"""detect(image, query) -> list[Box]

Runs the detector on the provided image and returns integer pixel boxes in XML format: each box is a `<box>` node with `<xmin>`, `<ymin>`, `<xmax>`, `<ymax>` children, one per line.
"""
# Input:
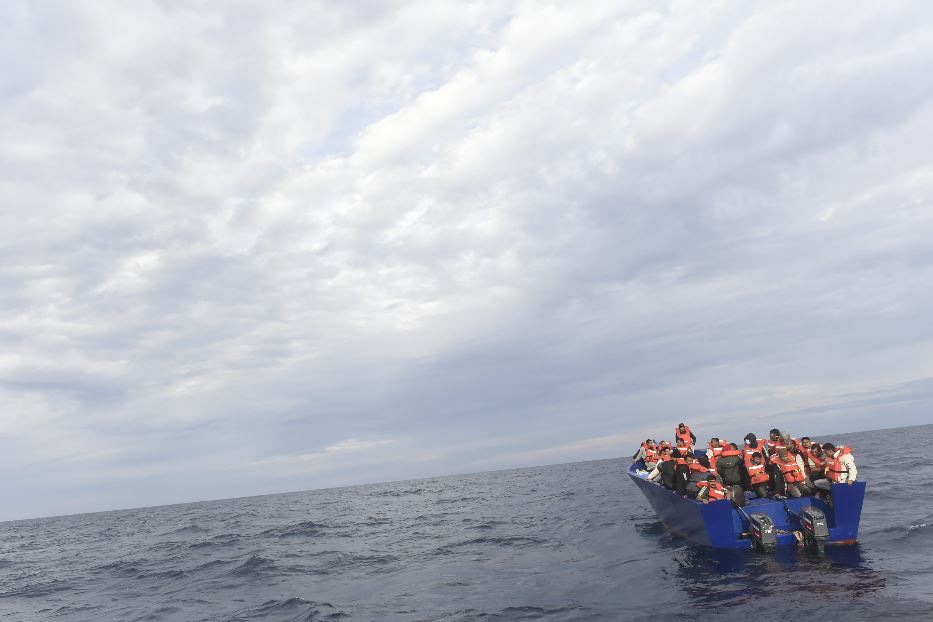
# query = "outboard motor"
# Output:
<box><xmin>748</xmin><ymin>513</ymin><xmax>777</xmax><ymax>552</ymax></box>
<box><xmin>799</xmin><ymin>506</ymin><xmax>829</xmax><ymax>551</ymax></box>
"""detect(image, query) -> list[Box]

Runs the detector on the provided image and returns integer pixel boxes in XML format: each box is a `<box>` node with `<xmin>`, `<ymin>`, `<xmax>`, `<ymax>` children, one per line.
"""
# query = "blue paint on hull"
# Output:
<box><xmin>627</xmin><ymin>461</ymin><xmax>865</xmax><ymax>549</ymax></box>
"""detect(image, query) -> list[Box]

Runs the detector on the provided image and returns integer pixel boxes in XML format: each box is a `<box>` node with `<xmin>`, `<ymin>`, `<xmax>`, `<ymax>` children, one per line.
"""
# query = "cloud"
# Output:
<box><xmin>2</xmin><ymin>1</ymin><xmax>933</xmax><ymax>519</ymax></box>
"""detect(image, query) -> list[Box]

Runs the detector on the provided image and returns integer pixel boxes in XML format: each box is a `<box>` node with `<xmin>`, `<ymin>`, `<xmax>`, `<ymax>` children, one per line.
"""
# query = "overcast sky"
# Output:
<box><xmin>3</xmin><ymin>1</ymin><xmax>933</xmax><ymax>520</ymax></box>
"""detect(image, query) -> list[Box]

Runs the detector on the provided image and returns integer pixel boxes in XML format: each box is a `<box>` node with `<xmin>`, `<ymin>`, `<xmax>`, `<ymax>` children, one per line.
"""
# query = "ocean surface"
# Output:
<box><xmin>1</xmin><ymin>424</ymin><xmax>931</xmax><ymax>621</ymax></box>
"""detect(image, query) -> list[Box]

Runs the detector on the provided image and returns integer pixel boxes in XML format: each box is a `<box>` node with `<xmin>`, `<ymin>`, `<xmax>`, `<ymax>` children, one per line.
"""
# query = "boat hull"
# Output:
<box><xmin>628</xmin><ymin>461</ymin><xmax>865</xmax><ymax>549</ymax></box>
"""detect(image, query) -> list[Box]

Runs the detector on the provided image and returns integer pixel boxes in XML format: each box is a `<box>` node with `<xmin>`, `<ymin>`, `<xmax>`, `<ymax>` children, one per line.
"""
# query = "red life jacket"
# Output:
<box><xmin>688</xmin><ymin>462</ymin><xmax>710</xmax><ymax>474</ymax></box>
<box><xmin>675</xmin><ymin>441</ymin><xmax>692</xmax><ymax>457</ymax></box>
<box><xmin>675</xmin><ymin>425</ymin><xmax>693</xmax><ymax>446</ymax></box>
<box><xmin>775</xmin><ymin>456</ymin><xmax>804</xmax><ymax>483</ymax></box>
<box><xmin>697</xmin><ymin>480</ymin><xmax>726</xmax><ymax>500</ymax></box>
<box><xmin>746</xmin><ymin>462</ymin><xmax>769</xmax><ymax>485</ymax></box>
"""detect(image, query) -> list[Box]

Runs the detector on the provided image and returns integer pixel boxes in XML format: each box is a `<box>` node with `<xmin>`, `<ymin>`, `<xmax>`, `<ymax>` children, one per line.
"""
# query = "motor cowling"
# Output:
<box><xmin>749</xmin><ymin>513</ymin><xmax>777</xmax><ymax>551</ymax></box>
<box><xmin>799</xmin><ymin>506</ymin><xmax>829</xmax><ymax>542</ymax></box>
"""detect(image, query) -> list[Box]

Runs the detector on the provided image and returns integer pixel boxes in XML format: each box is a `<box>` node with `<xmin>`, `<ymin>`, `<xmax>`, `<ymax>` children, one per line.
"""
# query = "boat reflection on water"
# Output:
<box><xmin>672</xmin><ymin>544</ymin><xmax>884</xmax><ymax>606</ymax></box>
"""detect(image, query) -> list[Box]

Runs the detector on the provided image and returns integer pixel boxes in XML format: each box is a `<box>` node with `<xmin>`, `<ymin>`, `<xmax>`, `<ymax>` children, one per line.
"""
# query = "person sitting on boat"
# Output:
<box><xmin>706</xmin><ymin>438</ymin><xmax>726</xmax><ymax>470</ymax></box>
<box><xmin>674</xmin><ymin>437</ymin><xmax>692</xmax><ymax>457</ymax></box>
<box><xmin>675</xmin><ymin>423</ymin><xmax>696</xmax><ymax>448</ymax></box>
<box><xmin>684</xmin><ymin>454</ymin><xmax>713</xmax><ymax>497</ymax></box>
<box><xmin>813</xmin><ymin>443</ymin><xmax>857</xmax><ymax>492</ymax></box>
<box><xmin>645</xmin><ymin>446</ymin><xmax>672</xmax><ymax>482</ymax></box>
<box><xmin>714</xmin><ymin>443</ymin><xmax>744</xmax><ymax>489</ymax></box>
<box><xmin>765</xmin><ymin>428</ymin><xmax>787</xmax><ymax>456</ymax></box>
<box><xmin>697</xmin><ymin>474</ymin><xmax>732</xmax><ymax>504</ymax></box>
<box><xmin>746</xmin><ymin>451</ymin><xmax>770</xmax><ymax>499</ymax></box>
<box><xmin>742</xmin><ymin>433</ymin><xmax>767</xmax><ymax>466</ymax></box>
<box><xmin>801</xmin><ymin>439</ymin><xmax>826</xmax><ymax>484</ymax></box>
<box><xmin>771</xmin><ymin>447</ymin><xmax>811</xmax><ymax>498</ymax></box>
<box><xmin>632</xmin><ymin>439</ymin><xmax>660</xmax><ymax>470</ymax></box>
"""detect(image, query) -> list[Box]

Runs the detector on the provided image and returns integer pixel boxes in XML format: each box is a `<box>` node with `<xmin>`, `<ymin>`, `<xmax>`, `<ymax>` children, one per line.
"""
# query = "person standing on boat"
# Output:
<box><xmin>813</xmin><ymin>443</ymin><xmax>857</xmax><ymax>491</ymax></box>
<box><xmin>714</xmin><ymin>443</ymin><xmax>744</xmax><ymax>489</ymax></box>
<box><xmin>675</xmin><ymin>423</ymin><xmax>696</xmax><ymax>448</ymax></box>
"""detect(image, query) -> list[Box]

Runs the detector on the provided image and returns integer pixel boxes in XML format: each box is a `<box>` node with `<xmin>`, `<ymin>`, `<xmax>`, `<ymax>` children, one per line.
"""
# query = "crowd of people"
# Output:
<box><xmin>632</xmin><ymin>423</ymin><xmax>858</xmax><ymax>505</ymax></box>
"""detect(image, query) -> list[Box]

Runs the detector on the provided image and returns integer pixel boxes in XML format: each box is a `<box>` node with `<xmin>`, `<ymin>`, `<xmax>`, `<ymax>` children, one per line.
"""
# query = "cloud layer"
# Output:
<box><xmin>3</xmin><ymin>1</ymin><xmax>933</xmax><ymax>519</ymax></box>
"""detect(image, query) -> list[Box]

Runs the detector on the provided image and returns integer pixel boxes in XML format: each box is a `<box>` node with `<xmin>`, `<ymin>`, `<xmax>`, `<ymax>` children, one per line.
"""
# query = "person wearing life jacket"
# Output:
<box><xmin>798</xmin><ymin>437</ymin><xmax>824</xmax><ymax>476</ymax></box>
<box><xmin>646</xmin><ymin>446</ymin><xmax>673</xmax><ymax>483</ymax></box>
<box><xmin>771</xmin><ymin>447</ymin><xmax>811</xmax><ymax>498</ymax></box>
<box><xmin>697</xmin><ymin>474</ymin><xmax>731</xmax><ymax>504</ymax></box>
<box><xmin>669</xmin><ymin>449</ymin><xmax>691</xmax><ymax>496</ymax></box>
<box><xmin>746</xmin><ymin>451</ymin><xmax>770</xmax><ymax>499</ymax></box>
<box><xmin>674</xmin><ymin>437</ymin><xmax>692</xmax><ymax>458</ymax></box>
<box><xmin>675</xmin><ymin>423</ymin><xmax>696</xmax><ymax>447</ymax></box>
<box><xmin>706</xmin><ymin>438</ymin><xmax>726</xmax><ymax>470</ymax></box>
<box><xmin>715</xmin><ymin>443</ymin><xmax>743</xmax><ymax>488</ymax></box>
<box><xmin>813</xmin><ymin>443</ymin><xmax>857</xmax><ymax>494</ymax></box>
<box><xmin>742</xmin><ymin>433</ymin><xmax>767</xmax><ymax>466</ymax></box>
<box><xmin>684</xmin><ymin>454</ymin><xmax>713</xmax><ymax>497</ymax></box>
<box><xmin>765</xmin><ymin>428</ymin><xmax>787</xmax><ymax>456</ymax></box>
<box><xmin>632</xmin><ymin>439</ymin><xmax>659</xmax><ymax>470</ymax></box>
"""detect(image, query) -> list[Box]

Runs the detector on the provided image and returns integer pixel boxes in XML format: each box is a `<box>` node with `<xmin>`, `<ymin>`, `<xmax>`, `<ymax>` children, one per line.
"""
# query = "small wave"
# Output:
<box><xmin>164</xmin><ymin>524</ymin><xmax>211</xmax><ymax>535</ymax></box>
<box><xmin>226</xmin><ymin>555</ymin><xmax>277</xmax><ymax>578</ymax></box>
<box><xmin>218</xmin><ymin>597</ymin><xmax>348</xmax><ymax>621</ymax></box>
<box><xmin>0</xmin><ymin>579</ymin><xmax>75</xmax><ymax>598</ymax></box>
<box><xmin>436</xmin><ymin>536</ymin><xmax>546</xmax><ymax>554</ymax></box>
<box><xmin>261</xmin><ymin>520</ymin><xmax>327</xmax><ymax>538</ymax></box>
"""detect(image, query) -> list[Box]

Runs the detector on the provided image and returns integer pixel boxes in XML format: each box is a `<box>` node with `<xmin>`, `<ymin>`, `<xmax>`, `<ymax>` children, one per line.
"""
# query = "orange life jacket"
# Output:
<box><xmin>742</xmin><ymin>439</ymin><xmax>766</xmax><ymax>466</ymax></box>
<box><xmin>657</xmin><ymin>453</ymin><xmax>672</xmax><ymax>462</ymax></box>
<box><xmin>775</xmin><ymin>455</ymin><xmax>804</xmax><ymax>483</ymax></box>
<box><xmin>688</xmin><ymin>462</ymin><xmax>710</xmax><ymax>474</ymax></box>
<box><xmin>675</xmin><ymin>425</ymin><xmax>693</xmax><ymax>446</ymax></box>
<box><xmin>825</xmin><ymin>446</ymin><xmax>854</xmax><ymax>482</ymax></box>
<box><xmin>675</xmin><ymin>441</ymin><xmax>692</xmax><ymax>457</ymax></box>
<box><xmin>697</xmin><ymin>480</ymin><xmax>726</xmax><ymax>500</ymax></box>
<box><xmin>641</xmin><ymin>442</ymin><xmax>659</xmax><ymax>462</ymax></box>
<box><xmin>766</xmin><ymin>439</ymin><xmax>786</xmax><ymax>455</ymax></box>
<box><xmin>805</xmin><ymin>447</ymin><xmax>825</xmax><ymax>471</ymax></box>
<box><xmin>746</xmin><ymin>461</ymin><xmax>769</xmax><ymax>485</ymax></box>
<box><xmin>707</xmin><ymin>443</ymin><xmax>723</xmax><ymax>469</ymax></box>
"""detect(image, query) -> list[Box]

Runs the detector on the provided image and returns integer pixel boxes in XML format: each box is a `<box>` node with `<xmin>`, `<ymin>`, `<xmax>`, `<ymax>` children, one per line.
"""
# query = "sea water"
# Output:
<box><xmin>1</xmin><ymin>425</ymin><xmax>931</xmax><ymax>621</ymax></box>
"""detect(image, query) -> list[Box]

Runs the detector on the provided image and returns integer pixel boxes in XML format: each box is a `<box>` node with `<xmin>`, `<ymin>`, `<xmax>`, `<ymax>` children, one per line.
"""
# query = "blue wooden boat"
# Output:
<box><xmin>627</xmin><ymin>457</ymin><xmax>865</xmax><ymax>549</ymax></box>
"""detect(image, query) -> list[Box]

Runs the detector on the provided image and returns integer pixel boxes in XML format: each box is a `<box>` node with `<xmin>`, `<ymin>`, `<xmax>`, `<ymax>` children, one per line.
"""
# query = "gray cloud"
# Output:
<box><xmin>2</xmin><ymin>1</ymin><xmax>933</xmax><ymax>519</ymax></box>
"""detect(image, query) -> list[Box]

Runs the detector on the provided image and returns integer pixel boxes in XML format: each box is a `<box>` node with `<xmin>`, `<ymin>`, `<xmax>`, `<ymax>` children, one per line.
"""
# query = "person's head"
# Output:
<box><xmin>661</xmin><ymin>447</ymin><xmax>671</xmax><ymax>456</ymax></box>
<box><xmin>751</xmin><ymin>451</ymin><xmax>763</xmax><ymax>463</ymax></box>
<box><xmin>822</xmin><ymin>443</ymin><xmax>836</xmax><ymax>455</ymax></box>
<box><xmin>645</xmin><ymin>439</ymin><xmax>655</xmax><ymax>447</ymax></box>
<box><xmin>777</xmin><ymin>447</ymin><xmax>789</xmax><ymax>459</ymax></box>
<box><xmin>730</xmin><ymin>443</ymin><xmax>739</xmax><ymax>450</ymax></box>
<box><xmin>678</xmin><ymin>423</ymin><xmax>687</xmax><ymax>432</ymax></box>
<box><xmin>811</xmin><ymin>444</ymin><xmax>824</xmax><ymax>457</ymax></box>
<box><xmin>684</xmin><ymin>453</ymin><xmax>695</xmax><ymax>462</ymax></box>
<box><xmin>769</xmin><ymin>428</ymin><xmax>781</xmax><ymax>440</ymax></box>
<box><xmin>710</xmin><ymin>437</ymin><xmax>721</xmax><ymax>447</ymax></box>
<box><xmin>706</xmin><ymin>473</ymin><xmax>718</xmax><ymax>482</ymax></box>
<box><xmin>744</xmin><ymin>433</ymin><xmax>757</xmax><ymax>447</ymax></box>
<box><xmin>800</xmin><ymin>436</ymin><xmax>811</xmax><ymax>447</ymax></box>
<box><xmin>676</xmin><ymin>438</ymin><xmax>686</xmax><ymax>446</ymax></box>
